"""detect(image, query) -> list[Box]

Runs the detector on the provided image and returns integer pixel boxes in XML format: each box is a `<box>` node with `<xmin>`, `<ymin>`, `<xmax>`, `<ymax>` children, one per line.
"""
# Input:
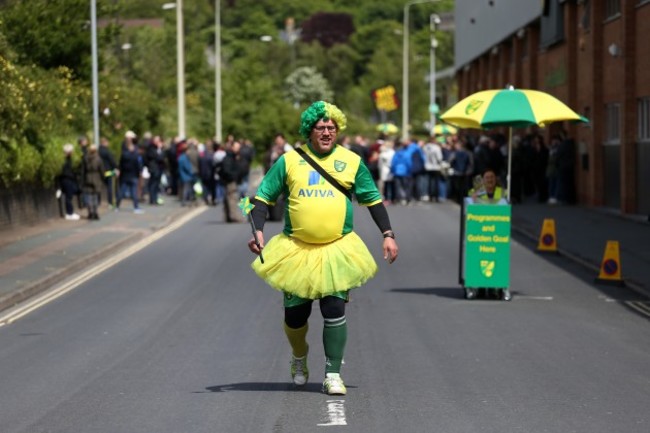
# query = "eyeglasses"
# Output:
<box><xmin>313</xmin><ymin>125</ymin><xmax>337</xmax><ymax>133</ymax></box>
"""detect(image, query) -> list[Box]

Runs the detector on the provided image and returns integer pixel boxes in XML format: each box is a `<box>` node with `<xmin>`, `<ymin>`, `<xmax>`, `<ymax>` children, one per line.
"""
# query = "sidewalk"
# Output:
<box><xmin>0</xmin><ymin>191</ymin><xmax>648</xmax><ymax>314</ymax></box>
<box><xmin>510</xmin><ymin>203</ymin><xmax>650</xmax><ymax>296</ymax></box>
<box><xmin>0</xmin><ymin>199</ymin><xmax>202</xmax><ymax>312</ymax></box>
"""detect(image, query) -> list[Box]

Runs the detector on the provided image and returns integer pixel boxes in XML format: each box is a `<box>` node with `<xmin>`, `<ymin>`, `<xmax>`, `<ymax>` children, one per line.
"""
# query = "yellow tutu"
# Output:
<box><xmin>251</xmin><ymin>232</ymin><xmax>378</xmax><ymax>299</ymax></box>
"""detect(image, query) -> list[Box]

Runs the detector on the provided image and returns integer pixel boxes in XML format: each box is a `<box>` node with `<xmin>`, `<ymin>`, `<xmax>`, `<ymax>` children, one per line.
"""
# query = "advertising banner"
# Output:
<box><xmin>371</xmin><ymin>85</ymin><xmax>400</xmax><ymax>112</ymax></box>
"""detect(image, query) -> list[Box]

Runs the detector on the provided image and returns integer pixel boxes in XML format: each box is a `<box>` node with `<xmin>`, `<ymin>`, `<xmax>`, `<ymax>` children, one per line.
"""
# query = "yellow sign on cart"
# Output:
<box><xmin>464</xmin><ymin>204</ymin><xmax>511</xmax><ymax>288</ymax></box>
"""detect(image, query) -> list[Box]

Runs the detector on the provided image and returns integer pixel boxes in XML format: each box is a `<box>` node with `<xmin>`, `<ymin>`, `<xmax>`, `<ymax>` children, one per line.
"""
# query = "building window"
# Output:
<box><xmin>639</xmin><ymin>98</ymin><xmax>650</xmax><ymax>142</ymax></box>
<box><xmin>540</xmin><ymin>0</ymin><xmax>565</xmax><ymax>47</ymax></box>
<box><xmin>605</xmin><ymin>103</ymin><xmax>621</xmax><ymax>144</ymax></box>
<box><xmin>580</xmin><ymin>0</ymin><xmax>591</xmax><ymax>30</ymax></box>
<box><xmin>605</xmin><ymin>0</ymin><xmax>621</xmax><ymax>19</ymax></box>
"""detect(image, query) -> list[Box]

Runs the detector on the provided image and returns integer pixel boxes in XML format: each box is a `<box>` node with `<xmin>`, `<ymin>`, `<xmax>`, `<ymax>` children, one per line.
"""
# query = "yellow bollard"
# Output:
<box><xmin>537</xmin><ymin>218</ymin><xmax>558</xmax><ymax>253</ymax></box>
<box><xmin>595</xmin><ymin>240</ymin><xmax>625</xmax><ymax>286</ymax></box>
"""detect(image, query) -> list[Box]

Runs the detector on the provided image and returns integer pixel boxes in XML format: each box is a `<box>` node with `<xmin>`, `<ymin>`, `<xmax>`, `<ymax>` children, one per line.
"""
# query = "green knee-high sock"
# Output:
<box><xmin>323</xmin><ymin>316</ymin><xmax>347</xmax><ymax>374</ymax></box>
<box><xmin>284</xmin><ymin>323</ymin><xmax>309</xmax><ymax>358</ymax></box>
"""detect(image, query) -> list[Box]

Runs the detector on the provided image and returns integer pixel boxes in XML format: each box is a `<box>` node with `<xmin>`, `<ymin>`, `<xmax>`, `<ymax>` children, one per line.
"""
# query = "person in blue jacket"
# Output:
<box><xmin>390</xmin><ymin>141</ymin><xmax>413</xmax><ymax>205</ymax></box>
<box><xmin>177</xmin><ymin>142</ymin><xmax>196</xmax><ymax>207</ymax></box>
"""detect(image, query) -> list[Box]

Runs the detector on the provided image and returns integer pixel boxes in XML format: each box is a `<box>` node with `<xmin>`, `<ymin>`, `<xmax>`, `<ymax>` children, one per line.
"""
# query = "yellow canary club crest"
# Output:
<box><xmin>465</xmin><ymin>99</ymin><xmax>484</xmax><ymax>115</ymax></box>
<box><xmin>334</xmin><ymin>160</ymin><xmax>347</xmax><ymax>172</ymax></box>
<box><xmin>480</xmin><ymin>260</ymin><xmax>495</xmax><ymax>278</ymax></box>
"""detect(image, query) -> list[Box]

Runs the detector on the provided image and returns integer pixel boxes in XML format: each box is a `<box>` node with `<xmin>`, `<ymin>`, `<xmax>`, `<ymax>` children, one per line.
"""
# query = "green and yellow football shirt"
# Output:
<box><xmin>255</xmin><ymin>143</ymin><xmax>382</xmax><ymax>244</ymax></box>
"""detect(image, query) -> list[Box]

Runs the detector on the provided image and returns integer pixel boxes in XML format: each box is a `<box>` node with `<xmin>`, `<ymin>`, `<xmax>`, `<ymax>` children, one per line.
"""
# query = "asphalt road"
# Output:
<box><xmin>0</xmin><ymin>203</ymin><xmax>648</xmax><ymax>433</ymax></box>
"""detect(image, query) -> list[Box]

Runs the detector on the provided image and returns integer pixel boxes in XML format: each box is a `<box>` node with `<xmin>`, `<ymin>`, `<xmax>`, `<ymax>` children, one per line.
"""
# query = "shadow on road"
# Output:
<box><xmin>390</xmin><ymin>287</ymin><xmax>464</xmax><ymax>299</ymax></box>
<box><xmin>199</xmin><ymin>382</ymin><xmax>347</xmax><ymax>394</ymax></box>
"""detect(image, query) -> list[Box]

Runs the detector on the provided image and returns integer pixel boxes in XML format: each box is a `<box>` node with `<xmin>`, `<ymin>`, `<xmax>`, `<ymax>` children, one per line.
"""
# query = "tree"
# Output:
<box><xmin>285</xmin><ymin>66</ymin><xmax>334</xmax><ymax>107</ymax></box>
<box><xmin>0</xmin><ymin>0</ymin><xmax>101</xmax><ymax>80</ymax></box>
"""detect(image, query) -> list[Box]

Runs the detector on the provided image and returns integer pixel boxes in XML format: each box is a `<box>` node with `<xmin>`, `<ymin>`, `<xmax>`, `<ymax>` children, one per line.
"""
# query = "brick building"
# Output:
<box><xmin>453</xmin><ymin>0</ymin><xmax>650</xmax><ymax>216</ymax></box>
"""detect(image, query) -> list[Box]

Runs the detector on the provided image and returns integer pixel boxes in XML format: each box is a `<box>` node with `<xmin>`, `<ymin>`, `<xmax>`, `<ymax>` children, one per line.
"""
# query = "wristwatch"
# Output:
<box><xmin>383</xmin><ymin>230</ymin><xmax>395</xmax><ymax>239</ymax></box>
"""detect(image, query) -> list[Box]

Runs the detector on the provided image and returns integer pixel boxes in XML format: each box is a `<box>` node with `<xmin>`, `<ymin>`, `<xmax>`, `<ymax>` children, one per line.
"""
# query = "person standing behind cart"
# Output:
<box><xmin>468</xmin><ymin>168</ymin><xmax>507</xmax><ymax>204</ymax></box>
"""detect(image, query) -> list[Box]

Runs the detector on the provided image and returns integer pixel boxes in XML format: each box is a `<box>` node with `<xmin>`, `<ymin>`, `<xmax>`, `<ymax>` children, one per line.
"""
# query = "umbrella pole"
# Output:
<box><xmin>507</xmin><ymin>127</ymin><xmax>513</xmax><ymax>203</ymax></box>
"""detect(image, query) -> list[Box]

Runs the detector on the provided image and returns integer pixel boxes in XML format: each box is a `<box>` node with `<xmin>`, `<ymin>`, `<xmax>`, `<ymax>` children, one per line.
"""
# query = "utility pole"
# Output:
<box><xmin>215</xmin><ymin>0</ymin><xmax>222</xmax><ymax>143</ymax></box>
<box><xmin>430</xmin><ymin>14</ymin><xmax>441</xmax><ymax>133</ymax></box>
<box><xmin>90</xmin><ymin>0</ymin><xmax>100</xmax><ymax>146</ymax></box>
<box><xmin>402</xmin><ymin>0</ymin><xmax>439</xmax><ymax>142</ymax></box>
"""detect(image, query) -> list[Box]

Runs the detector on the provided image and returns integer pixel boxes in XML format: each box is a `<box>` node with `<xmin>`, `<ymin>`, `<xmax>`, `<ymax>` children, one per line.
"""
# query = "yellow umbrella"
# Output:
<box><xmin>440</xmin><ymin>86</ymin><xmax>588</xmax><ymax>201</ymax></box>
<box><xmin>432</xmin><ymin>124</ymin><xmax>458</xmax><ymax>135</ymax></box>
<box><xmin>376</xmin><ymin>123</ymin><xmax>399</xmax><ymax>135</ymax></box>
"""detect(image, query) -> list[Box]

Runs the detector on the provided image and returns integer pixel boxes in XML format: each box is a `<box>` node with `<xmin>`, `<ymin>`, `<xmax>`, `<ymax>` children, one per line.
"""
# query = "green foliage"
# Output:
<box><xmin>0</xmin><ymin>138</ymin><xmax>43</xmax><ymax>186</ymax></box>
<box><xmin>285</xmin><ymin>66</ymin><xmax>334</xmax><ymax>106</ymax></box>
<box><xmin>0</xmin><ymin>0</ymin><xmax>96</xmax><ymax>79</ymax></box>
<box><xmin>39</xmin><ymin>137</ymin><xmax>69</xmax><ymax>187</ymax></box>
<box><xmin>0</xmin><ymin>0</ymin><xmax>455</xmax><ymax>185</ymax></box>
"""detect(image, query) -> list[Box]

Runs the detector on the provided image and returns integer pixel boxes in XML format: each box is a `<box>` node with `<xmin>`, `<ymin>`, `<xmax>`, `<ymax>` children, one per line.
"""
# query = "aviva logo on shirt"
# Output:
<box><xmin>299</xmin><ymin>171</ymin><xmax>335</xmax><ymax>198</ymax></box>
<box><xmin>308</xmin><ymin>171</ymin><xmax>326</xmax><ymax>186</ymax></box>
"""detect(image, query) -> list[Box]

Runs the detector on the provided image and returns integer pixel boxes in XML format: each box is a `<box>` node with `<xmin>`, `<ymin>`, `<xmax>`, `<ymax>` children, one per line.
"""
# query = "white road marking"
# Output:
<box><xmin>317</xmin><ymin>399</ymin><xmax>347</xmax><ymax>426</ymax></box>
<box><xmin>0</xmin><ymin>207</ymin><xmax>207</xmax><ymax>327</ymax></box>
<box><xmin>514</xmin><ymin>296</ymin><xmax>554</xmax><ymax>301</ymax></box>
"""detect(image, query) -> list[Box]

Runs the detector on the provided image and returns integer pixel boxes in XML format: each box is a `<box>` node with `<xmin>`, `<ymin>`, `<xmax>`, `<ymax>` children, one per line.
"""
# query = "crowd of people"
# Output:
<box><xmin>56</xmin><ymin>131</ymin><xmax>256</xmax><ymax>222</ymax></box>
<box><xmin>331</xmin><ymin>129</ymin><xmax>577</xmax><ymax>208</ymax></box>
<box><xmin>56</xmin><ymin>125</ymin><xmax>576</xmax><ymax>222</ymax></box>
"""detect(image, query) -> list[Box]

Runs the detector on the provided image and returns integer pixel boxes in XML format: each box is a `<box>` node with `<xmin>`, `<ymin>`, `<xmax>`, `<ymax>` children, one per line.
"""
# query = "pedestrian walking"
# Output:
<box><xmin>80</xmin><ymin>144</ymin><xmax>105</xmax><ymax>220</ymax></box>
<box><xmin>246</xmin><ymin>101</ymin><xmax>399</xmax><ymax>395</ymax></box>
<box><xmin>99</xmin><ymin>137</ymin><xmax>119</xmax><ymax>208</ymax></box>
<box><xmin>390</xmin><ymin>141</ymin><xmax>412</xmax><ymax>205</ymax></box>
<box><xmin>422</xmin><ymin>135</ymin><xmax>444</xmax><ymax>202</ymax></box>
<box><xmin>57</xmin><ymin>143</ymin><xmax>81</xmax><ymax>221</ymax></box>
<box><xmin>145</xmin><ymin>135</ymin><xmax>166</xmax><ymax>205</ymax></box>
<box><xmin>378</xmin><ymin>140</ymin><xmax>396</xmax><ymax>203</ymax></box>
<box><xmin>117</xmin><ymin>137</ymin><xmax>144</xmax><ymax>213</ymax></box>
<box><xmin>177</xmin><ymin>142</ymin><xmax>196</xmax><ymax>207</ymax></box>
<box><xmin>221</xmin><ymin>141</ymin><xmax>244</xmax><ymax>222</ymax></box>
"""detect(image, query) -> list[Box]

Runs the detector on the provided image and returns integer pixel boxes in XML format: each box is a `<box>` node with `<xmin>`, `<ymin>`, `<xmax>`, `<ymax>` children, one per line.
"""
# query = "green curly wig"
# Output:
<box><xmin>299</xmin><ymin>101</ymin><xmax>347</xmax><ymax>139</ymax></box>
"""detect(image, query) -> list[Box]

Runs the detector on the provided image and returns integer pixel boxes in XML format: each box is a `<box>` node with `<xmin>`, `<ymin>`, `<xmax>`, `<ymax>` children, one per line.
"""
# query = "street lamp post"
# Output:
<box><xmin>90</xmin><ymin>0</ymin><xmax>100</xmax><ymax>146</ymax></box>
<box><xmin>215</xmin><ymin>0</ymin><xmax>222</xmax><ymax>143</ymax></box>
<box><xmin>430</xmin><ymin>14</ymin><xmax>440</xmax><ymax>133</ymax></box>
<box><xmin>402</xmin><ymin>0</ymin><xmax>439</xmax><ymax>142</ymax></box>
<box><xmin>163</xmin><ymin>2</ymin><xmax>186</xmax><ymax>138</ymax></box>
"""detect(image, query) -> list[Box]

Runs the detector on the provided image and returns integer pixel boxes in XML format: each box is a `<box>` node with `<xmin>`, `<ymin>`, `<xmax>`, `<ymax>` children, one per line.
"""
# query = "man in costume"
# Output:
<box><xmin>247</xmin><ymin>101</ymin><xmax>399</xmax><ymax>395</ymax></box>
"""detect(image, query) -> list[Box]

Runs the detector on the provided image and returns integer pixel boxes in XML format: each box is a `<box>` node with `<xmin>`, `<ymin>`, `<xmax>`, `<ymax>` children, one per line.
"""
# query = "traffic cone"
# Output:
<box><xmin>595</xmin><ymin>240</ymin><xmax>625</xmax><ymax>286</ymax></box>
<box><xmin>537</xmin><ymin>218</ymin><xmax>558</xmax><ymax>253</ymax></box>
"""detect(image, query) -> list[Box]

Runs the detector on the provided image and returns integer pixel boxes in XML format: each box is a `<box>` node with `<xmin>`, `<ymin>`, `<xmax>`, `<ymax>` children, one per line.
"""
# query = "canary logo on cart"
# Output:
<box><xmin>480</xmin><ymin>260</ymin><xmax>495</xmax><ymax>278</ymax></box>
